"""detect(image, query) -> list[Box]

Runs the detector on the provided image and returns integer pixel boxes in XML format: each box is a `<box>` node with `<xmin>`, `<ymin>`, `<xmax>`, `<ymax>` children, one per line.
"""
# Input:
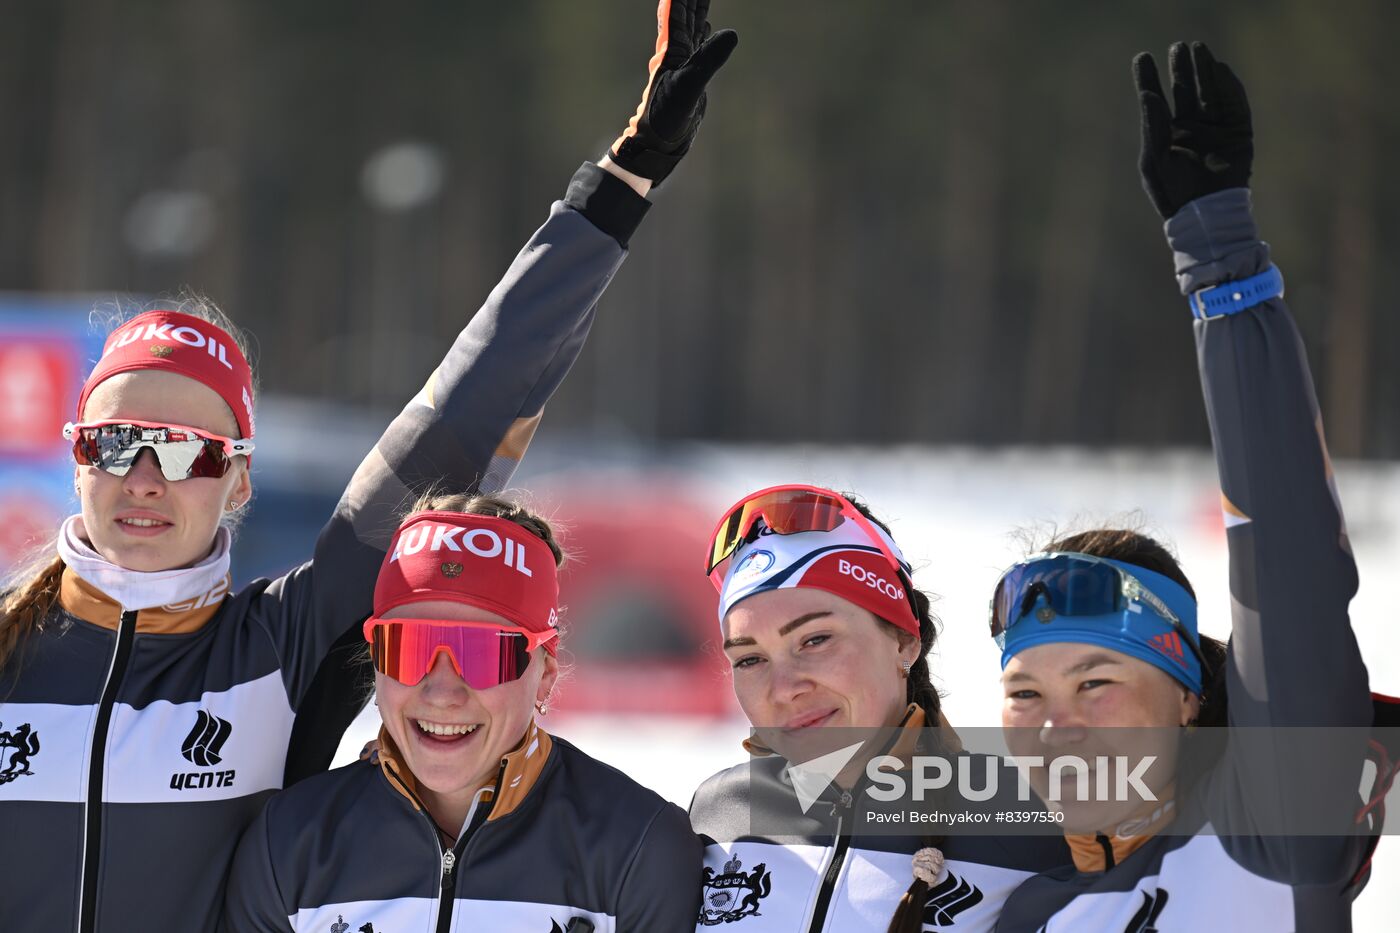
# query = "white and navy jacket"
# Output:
<box><xmin>0</xmin><ymin>163</ymin><xmax>650</xmax><ymax>933</ymax></box>
<box><xmin>222</xmin><ymin>722</ymin><xmax>703</xmax><ymax>931</ymax></box>
<box><xmin>994</xmin><ymin>188</ymin><xmax>1391</xmax><ymax>933</ymax></box>
<box><xmin>689</xmin><ymin>709</ymin><xmax>1071</xmax><ymax>932</ymax></box>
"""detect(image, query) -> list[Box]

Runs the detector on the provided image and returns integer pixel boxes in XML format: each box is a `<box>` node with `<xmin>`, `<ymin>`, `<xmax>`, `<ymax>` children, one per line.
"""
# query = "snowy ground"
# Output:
<box><xmin>334</xmin><ymin>445</ymin><xmax>1400</xmax><ymax>929</ymax></box>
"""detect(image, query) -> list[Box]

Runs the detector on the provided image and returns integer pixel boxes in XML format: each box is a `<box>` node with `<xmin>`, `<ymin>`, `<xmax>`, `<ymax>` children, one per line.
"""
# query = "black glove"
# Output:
<box><xmin>609</xmin><ymin>0</ymin><xmax>738</xmax><ymax>186</ymax></box>
<box><xmin>1133</xmin><ymin>41</ymin><xmax>1253</xmax><ymax>220</ymax></box>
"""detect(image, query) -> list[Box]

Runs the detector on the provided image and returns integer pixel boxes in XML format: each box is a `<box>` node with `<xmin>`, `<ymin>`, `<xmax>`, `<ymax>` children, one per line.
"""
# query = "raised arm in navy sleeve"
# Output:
<box><xmin>1174</xmin><ymin>187</ymin><xmax>1372</xmax><ymax>882</ymax></box>
<box><xmin>251</xmin><ymin>163</ymin><xmax>650</xmax><ymax>776</ymax></box>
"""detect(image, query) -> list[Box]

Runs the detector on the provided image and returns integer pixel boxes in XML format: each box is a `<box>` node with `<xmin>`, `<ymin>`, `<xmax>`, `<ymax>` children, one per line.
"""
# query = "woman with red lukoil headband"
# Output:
<box><xmin>0</xmin><ymin>0</ymin><xmax>734</xmax><ymax>926</ymax></box>
<box><xmin>224</xmin><ymin>495</ymin><xmax>702</xmax><ymax>931</ymax></box>
<box><xmin>687</xmin><ymin>485</ymin><xmax>1070</xmax><ymax>931</ymax></box>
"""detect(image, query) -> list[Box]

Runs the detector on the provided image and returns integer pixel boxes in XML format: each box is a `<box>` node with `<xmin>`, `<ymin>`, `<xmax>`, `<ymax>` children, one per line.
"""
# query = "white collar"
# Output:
<box><xmin>56</xmin><ymin>514</ymin><xmax>232</xmax><ymax>611</ymax></box>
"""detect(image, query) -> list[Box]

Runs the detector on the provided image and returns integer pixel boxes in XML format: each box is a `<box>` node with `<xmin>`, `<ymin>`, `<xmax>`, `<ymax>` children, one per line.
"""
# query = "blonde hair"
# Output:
<box><xmin>0</xmin><ymin>548</ymin><xmax>66</xmax><ymax>678</ymax></box>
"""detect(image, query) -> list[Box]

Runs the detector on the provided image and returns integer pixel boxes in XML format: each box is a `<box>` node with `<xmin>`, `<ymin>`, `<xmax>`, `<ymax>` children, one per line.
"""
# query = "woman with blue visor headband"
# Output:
<box><xmin>994</xmin><ymin>537</ymin><xmax>1219</xmax><ymax>847</ymax></box>
<box><xmin>988</xmin><ymin>43</ymin><xmax>1395</xmax><ymax>933</ymax></box>
<box><xmin>992</xmin><ymin>551</ymin><xmax>1205</xmax><ymax>697</ymax></box>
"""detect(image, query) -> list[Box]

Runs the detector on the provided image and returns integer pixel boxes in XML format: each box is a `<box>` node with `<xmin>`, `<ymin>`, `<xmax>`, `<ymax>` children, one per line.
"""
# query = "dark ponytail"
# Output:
<box><xmin>886</xmin><ymin>574</ymin><xmax>951</xmax><ymax>933</ymax></box>
<box><xmin>845</xmin><ymin>496</ymin><xmax>946</xmax><ymax>730</ymax></box>
<box><xmin>844</xmin><ymin>497</ymin><xmax>950</xmax><ymax>933</ymax></box>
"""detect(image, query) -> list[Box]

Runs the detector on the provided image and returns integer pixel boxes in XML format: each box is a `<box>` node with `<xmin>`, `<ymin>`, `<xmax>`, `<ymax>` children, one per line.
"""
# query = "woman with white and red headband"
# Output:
<box><xmin>0</xmin><ymin>0</ymin><xmax>734</xmax><ymax>927</ymax></box>
<box><xmin>688</xmin><ymin>484</ymin><xmax>1070</xmax><ymax>932</ymax></box>
<box><xmin>224</xmin><ymin>494</ymin><xmax>702</xmax><ymax>931</ymax></box>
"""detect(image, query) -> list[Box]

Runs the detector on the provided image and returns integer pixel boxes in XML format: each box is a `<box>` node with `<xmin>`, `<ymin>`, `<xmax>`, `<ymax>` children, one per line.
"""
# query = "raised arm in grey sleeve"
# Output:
<box><xmin>252</xmin><ymin>162</ymin><xmax>650</xmax><ymax>708</ymax></box>
<box><xmin>1172</xmin><ymin>187</ymin><xmax>1372</xmax><ymax>879</ymax></box>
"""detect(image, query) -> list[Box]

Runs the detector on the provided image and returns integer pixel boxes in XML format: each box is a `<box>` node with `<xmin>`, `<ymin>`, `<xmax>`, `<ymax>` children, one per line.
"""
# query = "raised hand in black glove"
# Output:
<box><xmin>1133</xmin><ymin>41</ymin><xmax>1253</xmax><ymax>220</ymax></box>
<box><xmin>608</xmin><ymin>0</ymin><xmax>738</xmax><ymax>186</ymax></box>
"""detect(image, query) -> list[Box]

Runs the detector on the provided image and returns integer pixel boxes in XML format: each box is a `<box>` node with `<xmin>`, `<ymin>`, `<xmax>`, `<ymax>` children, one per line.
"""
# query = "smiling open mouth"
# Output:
<box><xmin>415</xmin><ymin>719</ymin><xmax>480</xmax><ymax>739</ymax></box>
<box><xmin>115</xmin><ymin>515</ymin><xmax>174</xmax><ymax>535</ymax></box>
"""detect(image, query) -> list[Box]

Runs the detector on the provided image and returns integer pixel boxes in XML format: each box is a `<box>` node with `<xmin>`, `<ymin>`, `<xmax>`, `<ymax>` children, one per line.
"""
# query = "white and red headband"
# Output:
<box><xmin>373</xmin><ymin>511</ymin><xmax>561</xmax><ymax>654</ymax></box>
<box><xmin>78</xmin><ymin>310</ymin><xmax>255</xmax><ymax>439</ymax></box>
<box><xmin>718</xmin><ymin>518</ymin><xmax>919</xmax><ymax>637</ymax></box>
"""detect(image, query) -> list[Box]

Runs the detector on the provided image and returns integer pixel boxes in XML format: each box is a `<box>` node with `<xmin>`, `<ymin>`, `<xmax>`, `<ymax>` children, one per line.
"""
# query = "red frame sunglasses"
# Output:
<box><xmin>363</xmin><ymin>617</ymin><xmax>556</xmax><ymax>689</ymax></box>
<box><xmin>705</xmin><ymin>483</ymin><xmax>909</xmax><ymax>591</ymax></box>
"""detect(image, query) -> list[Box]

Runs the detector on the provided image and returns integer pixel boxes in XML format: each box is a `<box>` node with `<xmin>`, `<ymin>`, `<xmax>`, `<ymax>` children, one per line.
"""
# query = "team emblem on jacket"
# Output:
<box><xmin>922</xmin><ymin>870</ymin><xmax>984</xmax><ymax>926</ymax></box>
<box><xmin>0</xmin><ymin>722</ymin><xmax>40</xmax><ymax>784</ymax></box>
<box><xmin>170</xmin><ymin>710</ymin><xmax>236</xmax><ymax>790</ymax></box>
<box><xmin>699</xmin><ymin>854</ymin><xmax>771</xmax><ymax>925</ymax></box>
<box><xmin>1124</xmin><ymin>888</ymin><xmax>1169</xmax><ymax>933</ymax></box>
<box><xmin>181</xmin><ymin>709</ymin><xmax>233</xmax><ymax>766</ymax></box>
<box><xmin>329</xmin><ymin>916</ymin><xmax>378</xmax><ymax>933</ymax></box>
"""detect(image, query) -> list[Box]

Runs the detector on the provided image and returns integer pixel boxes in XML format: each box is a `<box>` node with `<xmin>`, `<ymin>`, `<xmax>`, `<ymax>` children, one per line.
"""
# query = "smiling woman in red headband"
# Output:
<box><xmin>0</xmin><ymin>0</ymin><xmax>735</xmax><ymax>927</ymax></box>
<box><xmin>224</xmin><ymin>494</ymin><xmax>702</xmax><ymax>931</ymax></box>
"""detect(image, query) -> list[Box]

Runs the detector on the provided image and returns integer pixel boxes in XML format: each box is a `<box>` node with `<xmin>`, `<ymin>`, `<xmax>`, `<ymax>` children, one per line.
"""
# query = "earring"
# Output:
<box><xmin>535</xmin><ymin>699</ymin><xmax>550</xmax><ymax>716</ymax></box>
<box><xmin>900</xmin><ymin>660</ymin><xmax>912</xmax><ymax>678</ymax></box>
<box><xmin>226</xmin><ymin>499</ymin><xmax>240</xmax><ymax>511</ymax></box>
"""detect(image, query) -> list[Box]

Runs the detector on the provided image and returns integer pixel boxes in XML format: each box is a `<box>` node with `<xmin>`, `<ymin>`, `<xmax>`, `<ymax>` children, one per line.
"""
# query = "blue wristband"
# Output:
<box><xmin>1188</xmin><ymin>265</ymin><xmax>1285</xmax><ymax>320</ymax></box>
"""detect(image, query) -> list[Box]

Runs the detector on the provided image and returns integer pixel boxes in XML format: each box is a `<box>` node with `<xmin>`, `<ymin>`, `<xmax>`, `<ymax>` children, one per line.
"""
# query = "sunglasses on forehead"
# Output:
<box><xmin>64</xmin><ymin>419</ymin><xmax>253</xmax><ymax>482</ymax></box>
<box><xmin>706</xmin><ymin>483</ymin><xmax>909</xmax><ymax>589</ymax></box>
<box><xmin>989</xmin><ymin>552</ymin><xmax>1206</xmax><ymax>669</ymax></box>
<box><xmin>364</xmin><ymin>618</ymin><xmax>556</xmax><ymax>689</ymax></box>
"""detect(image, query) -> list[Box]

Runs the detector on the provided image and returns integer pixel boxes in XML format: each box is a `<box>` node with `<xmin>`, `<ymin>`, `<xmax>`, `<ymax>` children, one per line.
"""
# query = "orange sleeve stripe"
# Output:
<box><xmin>1221</xmin><ymin>492</ymin><xmax>1251</xmax><ymax>523</ymax></box>
<box><xmin>493</xmin><ymin>412</ymin><xmax>543</xmax><ymax>462</ymax></box>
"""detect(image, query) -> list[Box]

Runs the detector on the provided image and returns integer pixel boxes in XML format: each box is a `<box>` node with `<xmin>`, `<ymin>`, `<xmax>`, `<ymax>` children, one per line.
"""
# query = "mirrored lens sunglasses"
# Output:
<box><xmin>364</xmin><ymin>618</ymin><xmax>554</xmax><ymax>689</ymax></box>
<box><xmin>989</xmin><ymin>552</ymin><xmax>1205</xmax><ymax>667</ymax></box>
<box><xmin>706</xmin><ymin>483</ymin><xmax>908</xmax><ymax>589</ymax></box>
<box><xmin>64</xmin><ymin>420</ymin><xmax>253</xmax><ymax>481</ymax></box>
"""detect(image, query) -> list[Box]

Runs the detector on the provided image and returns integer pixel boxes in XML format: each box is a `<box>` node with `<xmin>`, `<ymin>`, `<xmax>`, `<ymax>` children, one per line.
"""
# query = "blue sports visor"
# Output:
<box><xmin>990</xmin><ymin>552</ymin><xmax>1204</xmax><ymax>694</ymax></box>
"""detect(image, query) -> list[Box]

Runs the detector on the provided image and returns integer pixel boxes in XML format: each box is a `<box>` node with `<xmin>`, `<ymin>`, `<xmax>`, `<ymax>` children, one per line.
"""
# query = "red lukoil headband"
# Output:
<box><xmin>373</xmin><ymin>511</ymin><xmax>561</xmax><ymax>654</ymax></box>
<box><xmin>78</xmin><ymin>310</ymin><xmax>255</xmax><ymax>440</ymax></box>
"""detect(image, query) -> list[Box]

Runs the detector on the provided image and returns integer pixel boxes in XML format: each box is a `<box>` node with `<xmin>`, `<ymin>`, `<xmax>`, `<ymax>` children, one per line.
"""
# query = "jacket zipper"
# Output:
<box><xmin>801</xmin><ymin>716</ymin><xmax>923</xmax><ymax>933</ymax></box>
<box><xmin>804</xmin><ymin>791</ymin><xmax>852</xmax><ymax>933</ymax></box>
<box><xmin>427</xmin><ymin>757</ymin><xmax>509</xmax><ymax>932</ymax></box>
<box><xmin>76</xmin><ymin>609</ymin><xmax>137</xmax><ymax>933</ymax></box>
<box><xmin>435</xmin><ymin>847</ymin><xmax>458</xmax><ymax>933</ymax></box>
